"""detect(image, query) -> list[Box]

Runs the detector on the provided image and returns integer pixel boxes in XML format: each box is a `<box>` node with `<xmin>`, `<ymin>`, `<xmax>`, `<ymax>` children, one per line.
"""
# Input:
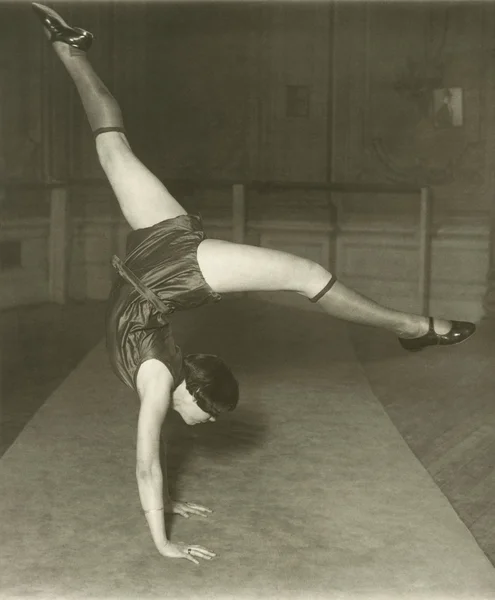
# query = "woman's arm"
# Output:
<box><xmin>135</xmin><ymin>359</ymin><xmax>173</xmax><ymax>550</ymax></box>
<box><xmin>135</xmin><ymin>359</ymin><xmax>215</xmax><ymax>564</ymax></box>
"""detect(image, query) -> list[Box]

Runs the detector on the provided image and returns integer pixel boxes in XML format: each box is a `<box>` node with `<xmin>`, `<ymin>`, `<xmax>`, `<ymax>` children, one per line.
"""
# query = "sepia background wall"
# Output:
<box><xmin>1</xmin><ymin>0</ymin><xmax>495</xmax><ymax>320</ymax></box>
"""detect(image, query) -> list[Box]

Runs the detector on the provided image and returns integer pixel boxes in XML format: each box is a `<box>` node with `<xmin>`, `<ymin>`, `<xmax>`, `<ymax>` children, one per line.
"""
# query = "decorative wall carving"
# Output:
<box><xmin>370</xmin><ymin>5</ymin><xmax>484</xmax><ymax>188</ymax></box>
<box><xmin>372</xmin><ymin>138</ymin><xmax>483</xmax><ymax>187</ymax></box>
<box><xmin>332</xmin><ymin>2</ymin><xmax>488</xmax><ymax>198</ymax></box>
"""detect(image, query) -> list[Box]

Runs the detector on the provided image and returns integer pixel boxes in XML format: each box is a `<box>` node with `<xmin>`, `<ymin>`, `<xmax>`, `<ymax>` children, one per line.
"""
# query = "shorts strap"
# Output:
<box><xmin>111</xmin><ymin>255</ymin><xmax>172</xmax><ymax>315</ymax></box>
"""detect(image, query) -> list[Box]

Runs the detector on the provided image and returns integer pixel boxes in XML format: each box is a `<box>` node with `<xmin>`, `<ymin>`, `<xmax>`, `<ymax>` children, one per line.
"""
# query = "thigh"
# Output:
<box><xmin>96</xmin><ymin>132</ymin><xmax>186</xmax><ymax>230</ymax></box>
<box><xmin>197</xmin><ymin>239</ymin><xmax>332</xmax><ymax>298</ymax></box>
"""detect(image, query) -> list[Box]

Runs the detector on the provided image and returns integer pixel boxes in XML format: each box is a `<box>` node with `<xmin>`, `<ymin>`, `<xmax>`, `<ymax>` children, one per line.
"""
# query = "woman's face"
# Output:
<box><xmin>174</xmin><ymin>389</ymin><xmax>217</xmax><ymax>426</ymax></box>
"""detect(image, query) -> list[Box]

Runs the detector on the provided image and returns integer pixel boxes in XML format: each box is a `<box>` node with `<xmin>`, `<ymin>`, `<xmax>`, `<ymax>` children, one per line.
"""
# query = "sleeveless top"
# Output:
<box><xmin>105</xmin><ymin>214</ymin><xmax>221</xmax><ymax>390</ymax></box>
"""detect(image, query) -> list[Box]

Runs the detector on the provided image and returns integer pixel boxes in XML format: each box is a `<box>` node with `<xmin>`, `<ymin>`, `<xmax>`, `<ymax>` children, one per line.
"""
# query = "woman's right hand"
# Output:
<box><xmin>158</xmin><ymin>541</ymin><xmax>216</xmax><ymax>565</ymax></box>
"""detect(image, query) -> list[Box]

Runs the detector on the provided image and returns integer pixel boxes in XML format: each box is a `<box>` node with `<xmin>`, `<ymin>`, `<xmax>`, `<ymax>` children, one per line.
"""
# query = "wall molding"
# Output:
<box><xmin>0</xmin><ymin>218</ymin><xmax>48</xmax><ymax>238</ymax></box>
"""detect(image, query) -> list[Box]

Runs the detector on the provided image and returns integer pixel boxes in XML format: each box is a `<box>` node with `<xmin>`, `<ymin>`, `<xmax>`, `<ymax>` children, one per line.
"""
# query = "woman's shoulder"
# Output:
<box><xmin>139</xmin><ymin>326</ymin><xmax>184</xmax><ymax>390</ymax></box>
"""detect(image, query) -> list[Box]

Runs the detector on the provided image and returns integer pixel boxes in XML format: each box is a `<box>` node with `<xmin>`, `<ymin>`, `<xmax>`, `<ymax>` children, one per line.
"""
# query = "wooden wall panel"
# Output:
<box><xmin>0</xmin><ymin>3</ymin><xmax>44</xmax><ymax>184</ymax></box>
<box><xmin>481</xmin><ymin>3</ymin><xmax>495</xmax><ymax>318</ymax></box>
<box><xmin>142</xmin><ymin>3</ymin><xmax>258</xmax><ymax>184</ymax></box>
<box><xmin>255</xmin><ymin>3</ymin><xmax>331</xmax><ymax>183</ymax></box>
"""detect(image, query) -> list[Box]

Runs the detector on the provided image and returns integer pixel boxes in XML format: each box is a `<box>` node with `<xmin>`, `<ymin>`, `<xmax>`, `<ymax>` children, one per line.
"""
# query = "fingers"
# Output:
<box><xmin>184</xmin><ymin>504</ymin><xmax>211</xmax><ymax>517</ymax></box>
<box><xmin>185</xmin><ymin>502</ymin><xmax>212</xmax><ymax>514</ymax></box>
<box><xmin>160</xmin><ymin>541</ymin><xmax>215</xmax><ymax>565</ymax></box>
<box><xmin>175</xmin><ymin>502</ymin><xmax>212</xmax><ymax>518</ymax></box>
<box><xmin>184</xmin><ymin>553</ymin><xmax>199</xmax><ymax>565</ymax></box>
<box><xmin>169</xmin><ymin>543</ymin><xmax>216</xmax><ymax>565</ymax></box>
<box><xmin>183</xmin><ymin>546</ymin><xmax>215</xmax><ymax>565</ymax></box>
<box><xmin>188</xmin><ymin>545</ymin><xmax>216</xmax><ymax>560</ymax></box>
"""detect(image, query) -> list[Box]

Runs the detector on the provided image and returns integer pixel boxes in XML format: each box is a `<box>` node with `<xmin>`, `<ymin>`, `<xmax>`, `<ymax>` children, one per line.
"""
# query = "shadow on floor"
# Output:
<box><xmin>1</xmin><ymin>300</ymin><xmax>106</xmax><ymax>456</ymax></box>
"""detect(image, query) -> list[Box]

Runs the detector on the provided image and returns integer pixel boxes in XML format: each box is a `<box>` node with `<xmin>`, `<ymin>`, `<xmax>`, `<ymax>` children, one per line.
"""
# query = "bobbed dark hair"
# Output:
<box><xmin>183</xmin><ymin>353</ymin><xmax>239</xmax><ymax>417</ymax></box>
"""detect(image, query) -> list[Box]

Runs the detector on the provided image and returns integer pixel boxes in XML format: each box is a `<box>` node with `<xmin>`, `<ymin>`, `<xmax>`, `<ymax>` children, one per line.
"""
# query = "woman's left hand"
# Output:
<box><xmin>165</xmin><ymin>500</ymin><xmax>213</xmax><ymax>519</ymax></box>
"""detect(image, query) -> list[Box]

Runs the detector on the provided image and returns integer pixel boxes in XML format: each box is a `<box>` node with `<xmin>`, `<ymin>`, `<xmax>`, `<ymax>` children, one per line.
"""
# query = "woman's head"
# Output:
<box><xmin>173</xmin><ymin>354</ymin><xmax>239</xmax><ymax>425</ymax></box>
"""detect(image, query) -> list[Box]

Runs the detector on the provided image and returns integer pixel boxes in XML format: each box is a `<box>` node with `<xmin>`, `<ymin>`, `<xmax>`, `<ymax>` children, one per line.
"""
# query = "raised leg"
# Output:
<box><xmin>33</xmin><ymin>3</ymin><xmax>185</xmax><ymax>230</ymax></box>
<box><xmin>197</xmin><ymin>239</ymin><xmax>476</xmax><ymax>346</ymax></box>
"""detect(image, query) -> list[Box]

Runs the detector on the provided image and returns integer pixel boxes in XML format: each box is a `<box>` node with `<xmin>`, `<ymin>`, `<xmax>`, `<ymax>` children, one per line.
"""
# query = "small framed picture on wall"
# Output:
<box><xmin>433</xmin><ymin>87</ymin><xmax>463</xmax><ymax>128</ymax></box>
<box><xmin>286</xmin><ymin>85</ymin><xmax>310</xmax><ymax>118</ymax></box>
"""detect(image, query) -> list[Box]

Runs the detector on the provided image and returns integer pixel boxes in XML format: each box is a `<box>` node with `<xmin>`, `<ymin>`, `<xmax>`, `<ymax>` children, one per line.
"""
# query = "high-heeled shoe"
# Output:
<box><xmin>32</xmin><ymin>3</ymin><xmax>94</xmax><ymax>52</ymax></box>
<box><xmin>398</xmin><ymin>317</ymin><xmax>476</xmax><ymax>352</ymax></box>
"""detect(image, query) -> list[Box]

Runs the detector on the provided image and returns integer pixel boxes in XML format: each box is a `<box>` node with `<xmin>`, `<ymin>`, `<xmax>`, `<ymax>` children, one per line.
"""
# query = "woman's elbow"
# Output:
<box><xmin>136</xmin><ymin>460</ymin><xmax>161</xmax><ymax>481</ymax></box>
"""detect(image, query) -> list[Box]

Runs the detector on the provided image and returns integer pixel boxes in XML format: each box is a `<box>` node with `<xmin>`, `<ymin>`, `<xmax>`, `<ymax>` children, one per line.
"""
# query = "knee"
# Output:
<box><xmin>298</xmin><ymin>261</ymin><xmax>334</xmax><ymax>299</ymax></box>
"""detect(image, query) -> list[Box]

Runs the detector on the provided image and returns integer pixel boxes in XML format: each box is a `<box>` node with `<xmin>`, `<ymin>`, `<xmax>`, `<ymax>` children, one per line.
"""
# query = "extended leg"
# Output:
<box><xmin>197</xmin><ymin>239</ymin><xmax>475</xmax><ymax>348</ymax></box>
<box><xmin>32</xmin><ymin>3</ymin><xmax>186</xmax><ymax>230</ymax></box>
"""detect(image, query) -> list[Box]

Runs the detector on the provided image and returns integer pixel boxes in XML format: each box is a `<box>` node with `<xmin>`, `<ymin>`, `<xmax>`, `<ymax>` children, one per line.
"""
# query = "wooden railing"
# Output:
<box><xmin>1</xmin><ymin>178</ymin><xmax>432</xmax><ymax>314</ymax></box>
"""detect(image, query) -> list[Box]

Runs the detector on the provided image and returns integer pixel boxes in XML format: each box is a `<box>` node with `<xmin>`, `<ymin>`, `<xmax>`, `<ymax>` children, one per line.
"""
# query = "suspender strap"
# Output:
<box><xmin>111</xmin><ymin>255</ymin><xmax>171</xmax><ymax>314</ymax></box>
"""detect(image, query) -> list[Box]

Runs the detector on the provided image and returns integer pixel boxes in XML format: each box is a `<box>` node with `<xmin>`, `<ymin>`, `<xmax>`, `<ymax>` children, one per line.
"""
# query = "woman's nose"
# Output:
<box><xmin>209</xmin><ymin>416</ymin><xmax>217</xmax><ymax>423</ymax></box>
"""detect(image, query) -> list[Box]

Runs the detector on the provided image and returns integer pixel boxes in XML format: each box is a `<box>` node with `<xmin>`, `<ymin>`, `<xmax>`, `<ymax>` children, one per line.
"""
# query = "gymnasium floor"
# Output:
<box><xmin>1</xmin><ymin>295</ymin><xmax>495</xmax><ymax>599</ymax></box>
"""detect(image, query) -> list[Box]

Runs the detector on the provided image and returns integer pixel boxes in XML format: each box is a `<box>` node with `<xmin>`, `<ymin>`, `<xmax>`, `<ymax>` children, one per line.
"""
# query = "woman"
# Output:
<box><xmin>32</xmin><ymin>3</ymin><xmax>475</xmax><ymax>565</ymax></box>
